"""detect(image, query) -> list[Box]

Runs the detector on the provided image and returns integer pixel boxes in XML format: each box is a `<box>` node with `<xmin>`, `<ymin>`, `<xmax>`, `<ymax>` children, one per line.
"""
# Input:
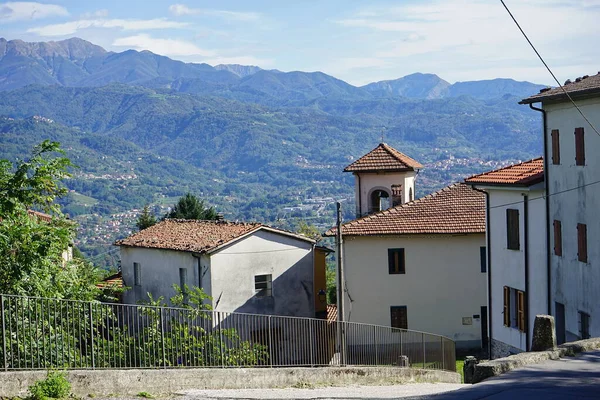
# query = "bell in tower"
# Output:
<box><xmin>344</xmin><ymin>143</ymin><xmax>423</xmax><ymax>218</ymax></box>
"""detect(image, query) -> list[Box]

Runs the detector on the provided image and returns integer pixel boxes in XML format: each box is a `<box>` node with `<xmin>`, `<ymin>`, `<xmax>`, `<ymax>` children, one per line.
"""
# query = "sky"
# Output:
<box><xmin>2</xmin><ymin>0</ymin><xmax>600</xmax><ymax>86</ymax></box>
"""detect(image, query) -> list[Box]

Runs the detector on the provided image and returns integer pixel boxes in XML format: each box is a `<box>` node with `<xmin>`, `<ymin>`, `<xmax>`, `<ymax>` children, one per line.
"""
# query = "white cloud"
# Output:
<box><xmin>80</xmin><ymin>9</ymin><xmax>108</xmax><ymax>19</ymax></box>
<box><xmin>0</xmin><ymin>1</ymin><xmax>67</xmax><ymax>21</ymax></box>
<box><xmin>169</xmin><ymin>3</ymin><xmax>260</xmax><ymax>21</ymax></box>
<box><xmin>112</xmin><ymin>34</ymin><xmax>215</xmax><ymax>57</ymax></box>
<box><xmin>27</xmin><ymin>18</ymin><xmax>189</xmax><ymax>36</ymax></box>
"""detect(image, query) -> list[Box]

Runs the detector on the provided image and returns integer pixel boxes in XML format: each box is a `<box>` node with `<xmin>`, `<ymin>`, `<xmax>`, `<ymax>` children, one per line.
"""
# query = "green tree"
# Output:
<box><xmin>136</xmin><ymin>205</ymin><xmax>157</xmax><ymax>230</ymax></box>
<box><xmin>165</xmin><ymin>193</ymin><xmax>218</xmax><ymax>220</ymax></box>
<box><xmin>0</xmin><ymin>140</ymin><xmax>102</xmax><ymax>298</ymax></box>
<box><xmin>295</xmin><ymin>220</ymin><xmax>322</xmax><ymax>242</ymax></box>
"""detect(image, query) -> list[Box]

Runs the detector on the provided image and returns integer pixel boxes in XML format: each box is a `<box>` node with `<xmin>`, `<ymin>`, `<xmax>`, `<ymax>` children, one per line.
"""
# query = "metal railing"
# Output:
<box><xmin>0</xmin><ymin>294</ymin><xmax>455</xmax><ymax>371</ymax></box>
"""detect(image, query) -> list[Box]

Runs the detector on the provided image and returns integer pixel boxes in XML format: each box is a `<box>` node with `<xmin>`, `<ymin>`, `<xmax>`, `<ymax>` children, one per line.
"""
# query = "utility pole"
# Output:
<box><xmin>335</xmin><ymin>201</ymin><xmax>346</xmax><ymax>365</ymax></box>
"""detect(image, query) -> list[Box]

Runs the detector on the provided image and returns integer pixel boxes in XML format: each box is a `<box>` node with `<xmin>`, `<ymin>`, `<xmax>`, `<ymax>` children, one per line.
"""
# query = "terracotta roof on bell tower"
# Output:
<box><xmin>343</xmin><ymin>143</ymin><xmax>423</xmax><ymax>172</ymax></box>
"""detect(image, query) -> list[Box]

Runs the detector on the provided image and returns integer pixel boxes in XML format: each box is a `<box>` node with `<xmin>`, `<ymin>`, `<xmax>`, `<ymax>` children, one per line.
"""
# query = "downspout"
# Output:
<box><xmin>529</xmin><ymin>103</ymin><xmax>551</xmax><ymax>315</ymax></box>
<box><xmin>523</xmin><ymin>194</ymin><xmax>530</xmax><ymax>351</ymax></box>
<box><xmin>473</xmin><ymin>187</ymin><xmax>492</xmax><ymax>358</ymax></box>
<box><xmin>356</xmin><ymin>173</ymin><xmax>362</xmax><ymax>218</ymax></box>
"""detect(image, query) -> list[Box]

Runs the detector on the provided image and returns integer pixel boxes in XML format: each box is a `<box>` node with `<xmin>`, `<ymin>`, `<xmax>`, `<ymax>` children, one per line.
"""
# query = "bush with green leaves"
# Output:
<box><xmin>28</xmin><ymin>371</ymin><xmax>71</xmax><ymax>400</ymax></box>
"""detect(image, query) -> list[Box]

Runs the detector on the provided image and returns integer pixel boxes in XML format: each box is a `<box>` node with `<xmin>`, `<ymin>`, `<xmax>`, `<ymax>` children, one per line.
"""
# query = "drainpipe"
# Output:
<box><xmin>523</xmin><ymin>195</ymin><xmax>530</xmax><ymax>351</ymax></box>
<box><xmin>356</xmin><ymin>173</ymin><xmax>362</xmax><ymax>218</ymax></box>
<box><xmin>472</xmin><ymin>187</ymin><xmax>492</xmax><ymax>358</ymax></box>
<box><xmin>529</xmin><ymin>103</ymin><xmax>551</xmax><ymax>315</ymax></box>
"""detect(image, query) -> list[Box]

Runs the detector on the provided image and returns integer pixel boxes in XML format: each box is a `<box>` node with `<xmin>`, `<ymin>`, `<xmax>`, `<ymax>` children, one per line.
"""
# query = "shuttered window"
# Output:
<box><xmin>551</xmin><ymin>129</ymin><xmax>560</xmax><ymax>164</ymax></box>
<box><xmin>517</xmin><ymin>290</ymin><xmax>526</xmax><ymax>332</ymax></box>
<box><xmin>506</xmin><ymin>209</ymin><xmax>520</xmax><ymax>250</ymax></box>
<box><xmin>390</xmin><ymin>306</ymin><xmax>408</xmax><ymax>329</ymax></box>
<box><xmin>577</xmin><ymin>223</ymin><xmax>587</xmax><ymax>263</ymax></box>
<box><xmin>503</xmin><ymin>286</ymin><xmax>510</xmax><ymax>327</ymax></box>
<box><xmin>480</xmin><ymin>246</ymin><xmax>487</xmax><ymax>273</ymax></box>
<box><xmin>388</xmin><ymin>248</ymin><xmax>405</xmax><ymax>274</ymax></box>
<box><xmin>575</xmin><ymin>127</ymin><xmax>585</xmax><ymax>166</ymax></box>
<box><xmin>554</xmin><ymin>220</ymin><xmax>562</xmax><ymax>256</ymax></box>
<box><xmin>134</xmin><ymin>262</ymin><xmax>141</xmax><ymax>286</ymax></box>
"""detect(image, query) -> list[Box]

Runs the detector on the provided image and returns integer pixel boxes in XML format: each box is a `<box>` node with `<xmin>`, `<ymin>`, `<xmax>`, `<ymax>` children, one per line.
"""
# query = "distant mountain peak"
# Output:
<box><xmin>214</xmin><ymin>64</ymin><xmax>264</xmax><ymax>78</ymax></box>
<box><xmin>362</xmin><ymin>73</ymin><xmax>451</xmax><ymax>99</ymax></box>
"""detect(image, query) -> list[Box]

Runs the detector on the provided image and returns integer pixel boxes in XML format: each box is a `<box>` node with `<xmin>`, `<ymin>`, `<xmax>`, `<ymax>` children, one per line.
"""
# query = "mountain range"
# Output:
<box><xmin>0</xmin><ymin>37</ymin><xmax>548</xmax><ymax>267</ymax></box>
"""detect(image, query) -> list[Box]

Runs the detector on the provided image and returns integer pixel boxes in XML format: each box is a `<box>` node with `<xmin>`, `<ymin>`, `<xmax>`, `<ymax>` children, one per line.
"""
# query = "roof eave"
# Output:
<box><xmin>520</xmin><ymin>88</ymin><xmax>600</xmax><ymax>104</ymax></box>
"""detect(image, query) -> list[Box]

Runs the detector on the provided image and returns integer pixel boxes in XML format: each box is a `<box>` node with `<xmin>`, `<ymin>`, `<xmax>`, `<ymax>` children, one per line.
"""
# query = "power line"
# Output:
<box><xmin>499</xmin><ymin>0</ymin><xmax>600</xmax><ymax>137</ymax></box>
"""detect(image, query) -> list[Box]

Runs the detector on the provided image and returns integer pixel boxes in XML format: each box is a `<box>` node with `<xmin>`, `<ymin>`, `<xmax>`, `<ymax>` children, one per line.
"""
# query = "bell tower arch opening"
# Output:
<box><xmin>369</xmin><ymin>188</ymin><xmax>390</xmax><ymax>214</ymax></box>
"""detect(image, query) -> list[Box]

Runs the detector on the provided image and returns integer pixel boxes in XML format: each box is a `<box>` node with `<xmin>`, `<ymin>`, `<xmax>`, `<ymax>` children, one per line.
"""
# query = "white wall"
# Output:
<box><xmin>120</xmin><ymin>247</ymin><xmax>200</xmax><ymax>305</ymax></box>
<box><xmin>342</xmin><ymin>234</ymin><xmax>486</xmax><ymax>348</ymax></box>
<box><xmin>486</xmin><ymin>187</ymin><xmax>547</xmax><ymax>352</ymax></box>
<box><xmin>209</xmin><ymin>230</ymin><xmax>315</xmax><ymax>317</ymax></box>
<box><xmin>545</xmin><ymin>97</ymin><xmax>600</xmax><ymax>340</ymax></box>
<box><xmin>354</xmin><ymin>171</ymin><xmax>416</xmax><ymax>217</ymax></box>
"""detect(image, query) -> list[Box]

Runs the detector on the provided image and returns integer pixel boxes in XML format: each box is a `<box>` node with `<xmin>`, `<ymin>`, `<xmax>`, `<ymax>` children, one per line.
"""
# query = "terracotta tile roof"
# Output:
<box><xmin>325</xmin><ymin>183</ymin><xmax>485</xmax><ymax>236</ymax></box>
<box><xmin>27</xmin><ymin>210</ymin><xmax>53</xmax><ymax>222</ymax></box>
<box><xmin>96</xmin><ymin>272</ymin><xmax>124</xmax><ymax>289</ymax></box>
<box><xmin>344</xmin><ymin>143</ymin><xmax>423</xmax><ymax>172</ymax></box>
<box><xmin>116</xmin><ymin>219</ymin><xmax>263</xmax><ymax>253</ymax></box>
<box><xmin>115</xmin><ymin>219</ymin><xmax>314</xmax><ymax>253</ymax></box>
<box><xmin>465</xmin><ymin>158</ymin><xmax>544</xmax><ymax>187</ymax></box>
<box><xmin>327</xmin><ymin>304</ymin><xmax>338</xmax><ymax>322</ymax></box>
<box><xmin>520</xmin><ymin>73</ymin><xmax>600</xmax><ymax>104</ymax></box>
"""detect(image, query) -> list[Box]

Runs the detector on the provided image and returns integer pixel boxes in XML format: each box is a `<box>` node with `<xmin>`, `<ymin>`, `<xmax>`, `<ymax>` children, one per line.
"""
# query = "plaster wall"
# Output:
<box><xmin>342</xmin><ymin>234</ymin><xmax>486</xmax><ymax>347</ymax></box>
<box><xmin>120</xmin><ymin>247</ymin><xmax>200</xmax><ymax>305</ymax></box>
<box><xmin>209</xmin><ymin>230</ymin><xmax>314</xmax><ymax>317</ymax></box>
<box><xmin>544</xmin><ymin>97</ymin><xmax>600</xmax><ymax>339</ymax></box>
<box><xmin>353</xmin><ymin>171</ymin><xmax>417</xmax><ymax>217</ymax></box>
<box><xmin>486</xmin><ymin>187</ymin><xmax>547</xmax><ymax>353</ymax></box>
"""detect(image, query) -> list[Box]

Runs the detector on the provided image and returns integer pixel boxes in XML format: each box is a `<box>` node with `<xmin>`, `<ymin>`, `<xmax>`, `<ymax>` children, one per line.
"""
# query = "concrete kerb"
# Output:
<box><xmin>472</xmin><ymin>337</ymin><xmax>600</xmax><ymax>383</ymax></box>
<box><xmin>0</xmin><ymin>366</ymin><xmax>461</xmax><ymax>397</ymax></box>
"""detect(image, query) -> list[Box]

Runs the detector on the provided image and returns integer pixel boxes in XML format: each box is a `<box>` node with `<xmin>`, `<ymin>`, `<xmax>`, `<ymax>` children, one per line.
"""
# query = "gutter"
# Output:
<box><xmin>523</xmin><ymin>195</ymin><xmax>530</xmax><ymax>351</ymax></box>
<box><xmin>472</xmin><ymin>187</ymin><xmax>492</xmax><ymax>358</ymax></box>
<box><xmin>529</xmin><ymin>103</ymin><xmax>552</xmax><ymax>315</ymax></box>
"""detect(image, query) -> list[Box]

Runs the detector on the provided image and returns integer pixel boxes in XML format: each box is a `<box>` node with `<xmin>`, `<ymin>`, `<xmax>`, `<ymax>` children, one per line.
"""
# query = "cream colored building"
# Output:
<box><xmin>466</xmin><ymin>158</ymin><xmax>548</xmax><ymax>358</ymax></box>
<box><xmin>116</xmin><ymin>220</ymin><xmax>319</xmax><ymax>317</ymax></box>
<box><xmin>327</xmin><ymin>144</ymin><xmax>487</xmax><ymax>349</ymax></box>
<box><xmin>520</xmin><ymin>74</ymin><xmax>600</xmax><ymax>343</ymax></box>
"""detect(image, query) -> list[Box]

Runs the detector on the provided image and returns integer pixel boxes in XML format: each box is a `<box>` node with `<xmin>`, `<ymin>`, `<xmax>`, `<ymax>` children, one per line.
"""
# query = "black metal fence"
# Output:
<box><xmin>0</xmin><ymin>294</ymin><xmax>455</xmax><ymax>371</ymax></box>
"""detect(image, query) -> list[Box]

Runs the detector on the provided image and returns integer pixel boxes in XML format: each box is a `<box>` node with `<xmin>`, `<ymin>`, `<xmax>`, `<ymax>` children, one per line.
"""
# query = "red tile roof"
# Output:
<box><xmin>115</xmin><ymin>219</ymin><xmax>313</xmax><ymax>253</ymax></box>
<box><xmin>344</xmin><ymin>143</ymin><xmax>423</xmax><ymax>172</ymax></box>
<box><xmin>96</xmin><ymin>272</ymin><xmax>124</xmax><ymax>289</ymax></box>
<box><xmin>465</xmin><ymin>158</ymin><xmax>544</xmax><ymax>187</ymax></box>
<box><xmin>325</xmin><ymin>183</ymin><xmax>485</xmax><ymax>236</ymax></box>
<box><xmin>27</xmin><ymin>210</ymin><xmax>53</xmax><ymax>222</ymax></box>
<box><xmin>520</xmin><ymin>73</ymin><xmax>600</xmax><ymax>104</ymax></box>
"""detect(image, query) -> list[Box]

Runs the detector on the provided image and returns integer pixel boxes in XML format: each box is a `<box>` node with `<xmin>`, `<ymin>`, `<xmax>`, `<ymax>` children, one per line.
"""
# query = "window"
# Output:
<box><xmin>391</xmin><ymin>184</ymin><xmax>403</xmax><ymax>207</ymax></box>
<box><xmin>409</xmin><ymin>187</ymin><xmax>413</xmax><ymax>202</ymax></box>
<box><xmin>480</xmin><ymin>246</ymin><xmax>487</xmax><ymax>273</ymax></box>
<box><xmin>134</xmin><ymin>262</ymin><xmax>141</xmax><ymax>286</ymax></box>
<box><xmin>575</xmin><ymin>127</ymin><xmax>585</xmax><ymax>166</ymax></box>
<box><xmin>578</xmin><ymin>311</ymin><xmax>590</xmax><ymax>339</ymax></box>
<box><xmin>503</xmin><ymin>286</ymin><xmax>510</xmax><ymax>327</ymax></box>
<box><xmin>577</xmin><ymin>223</ymin><xmax>587</xmax><ymax>263</ymax></box>
<box><xmin>506</xmin><ymin>209</ymin><xmax>520</xmax><ymax>250</ymax></box>
<box><xmin>388</xmin><ymin>248</ymin><xmax>405</xmax><ymax>274</ymax></box>
<box><xmin>179</xmin><ymin>268</ymin><xmax>187</xmax><ymax>288</ymax></box>
<box><xmin>254</xmin><ymin>274</ymin><xmax>272</xmax><ymax>297</ymax></box>
<box><xmin>553</xmin><ymin>220</ymin><xmax>562</xmax><ymax>256</ymax></box>
<box><xmin>551</xmin><ymin>129</ymin><xmax>560</xmax><ymax>165</ymax></box>
<box><xmin>390</xmin><ymin>306</ymin><xmax>408</xmax><ymax>329</ymax></box>
<box><xmin>370</xmin><ymin>189</ymin><xmax>390</xmax><ymax>213</ymax></box>
<box><xmin>517</xmin><ymin>290</ymin><xmax>526</xmax><ymax>332</ymax></box>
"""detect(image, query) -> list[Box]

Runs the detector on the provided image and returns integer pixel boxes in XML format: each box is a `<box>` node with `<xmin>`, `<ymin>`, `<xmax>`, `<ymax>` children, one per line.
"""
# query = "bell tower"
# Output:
<box><xmin>344</xmin><ymin>143</ymin><xmax>423</xmax><ymax>218</ymax></box>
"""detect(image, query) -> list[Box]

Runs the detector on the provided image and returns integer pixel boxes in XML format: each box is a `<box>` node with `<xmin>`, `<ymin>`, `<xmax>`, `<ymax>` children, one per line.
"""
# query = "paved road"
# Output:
<box><xmin>427</xmin><ymin>350</ymin><xmax>600</xmax><ymax>400</ymax></box>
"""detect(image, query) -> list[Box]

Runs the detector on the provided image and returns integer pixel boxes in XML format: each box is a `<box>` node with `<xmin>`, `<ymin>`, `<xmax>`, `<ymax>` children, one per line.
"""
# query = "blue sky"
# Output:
<box><xmin>2</xmin><ymin>0</ymin><xmax>600</xmax><ymax>85</ymax></box>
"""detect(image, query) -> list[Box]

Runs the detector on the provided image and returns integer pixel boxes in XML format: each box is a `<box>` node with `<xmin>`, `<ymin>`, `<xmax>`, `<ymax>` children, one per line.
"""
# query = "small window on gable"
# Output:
<box><xmin>506</xmin><ymin>209</ymin><xmax>520</xmax><ymax>250</ymax></box>
<box><xmin>390</xmin><ymin>306</ymin><xmax>408</xmax><ymax>329</ymax></box>
<box><xmin>388</xmin><ymin>248</ymin><xmax>405</xmax><ymax>274</ymax></box>
<box><xmin>480</xmin><ymin>246</ymin><xmax>487</xmax><ymax>273</ymax></box>
<box><xmin>577</xmin><ymin>223</ymin><xmax>587</xmax><ymax>263</ymax></box>
<box><xmin>551</xmin><ymin>129</ymin><xmax>560</xmax><ymax>165</ymax></box>
<box><xmin>575</xmin><ymin>127</ymin><xmax>585</xmax><ymax>166</ymax></box>
<box><xmin>134</xmin><ymin>262</ymin><xmax>141</xmax><ymax>286</ymax></box>
<box><xmin>255</xmin><ymin>274</ymin><xmax>272</xmax><ymax>297</ymax></box>
<box><xmin>554</xmin><ymin>220</ymin><xmax>562</xmax><ymax>256</ymax></box>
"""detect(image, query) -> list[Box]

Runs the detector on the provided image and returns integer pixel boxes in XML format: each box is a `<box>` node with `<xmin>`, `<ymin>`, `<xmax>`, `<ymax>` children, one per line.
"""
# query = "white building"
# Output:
<box><xmin>466</xmin><ymin>158</ymin><xmax>548</xmax><ymax>357</ymax></box>
<box><xmin>327</xmin><ymin>144</ymin><xmax>487</xmax><ymax>349</ymax></box>
<box><xmin>116</xmin><ymin>219</ymin><xmax>319</xmax><ymax>317</ymax></box>
<box><xmin>520</xmin><ymin>75</ymin><xmax>600</xmax><ymax>343</ymax></box>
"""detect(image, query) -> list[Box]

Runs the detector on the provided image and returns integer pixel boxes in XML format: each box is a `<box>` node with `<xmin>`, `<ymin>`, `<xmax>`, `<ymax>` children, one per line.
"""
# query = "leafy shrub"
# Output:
<box><xmin>28</xmin><ymin>371</ymin><xmax>71</xmax><ymax>400</ymax></box>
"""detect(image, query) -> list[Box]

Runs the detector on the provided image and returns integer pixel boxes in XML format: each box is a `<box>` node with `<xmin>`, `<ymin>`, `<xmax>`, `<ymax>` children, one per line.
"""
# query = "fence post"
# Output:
<box><xmin>160</xmin><ymin>308</ymin><xmax>166</xmax><ymax>369</ymax></box>
<box><xmin>422</xmin><ymin>332</ymin><xmax>426</xmax><ymax>368</ymax></box>
<box><xmin>89</xmin><ymin>303</ymin><xmax>95</xmax><ymax>369</ymax></box>
<box><xmin>1</xmin><ymin>295</ymin><xmax>7</xmax><ymax>371</ymax></box>
<box><xmin>268</xmin><ymin>316</ymin><xmax>273</xmax><ymax>368</ymax></box>
<box><xmin>374</xmin><ymin>325</ymin><xmax>378</xmax><ymax>366</ymax></box>
<box><xmin>309</xmin><ymin>318</ymin><xmax>314</xmax><ymax>367</ymax></box>
<box><xmin>218</xmin><ymin>312</ymin><xmax>225</xmax><ymax>368</ymax></box>
<box><xmin>441</xmin><ymin>337</ymin><xmax>445</xmax><ymax>370</ymax></box>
